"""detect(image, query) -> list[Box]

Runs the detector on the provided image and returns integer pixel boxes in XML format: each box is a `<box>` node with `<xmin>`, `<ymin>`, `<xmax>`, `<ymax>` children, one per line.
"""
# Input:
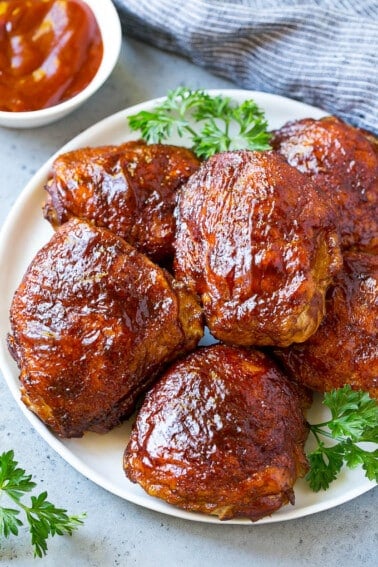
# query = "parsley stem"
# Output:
<box><xmin>183</xmin><ymin>124</ymin><xmax>198</xmax><ymax>138</ymax></box>
<box><xmin>224</xmin><ymin>118</ymin><xmax>230</xmax><ymax>147</ymax></box>
<box><xmin>309</xmin><ymin>426</ymin><xmax>325</xmax><ymax>445</ymax></box>
<box><xmin>310</xmin><ymin>424</ymin><xmax>343</xmax><ymax>442</ymax></box>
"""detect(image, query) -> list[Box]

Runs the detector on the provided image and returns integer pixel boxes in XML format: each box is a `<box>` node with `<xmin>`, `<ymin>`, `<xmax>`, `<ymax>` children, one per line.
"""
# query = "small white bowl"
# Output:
<box><xmin>0</xmin><ymin>0</ymin><xmax>122</xmax><ymax>129</ymax></box>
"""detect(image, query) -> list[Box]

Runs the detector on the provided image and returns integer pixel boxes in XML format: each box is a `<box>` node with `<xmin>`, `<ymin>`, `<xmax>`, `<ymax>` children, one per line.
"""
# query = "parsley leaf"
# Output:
<box><xmin>307</xmin><ymin>386</ymin><xmax>378</xmax><ymax>491</ymax></box>
<box><xmin>128</xmin><ymin>87</ymin><xmax>272</xmax><ymax>159</ymax></box>
<box><xmin>0</xmin><ymin>450</ymin><xmax>86</xmax><ymax>557</ymax></box>
<box><xmin>0</xmin><ymin>507</ymin><xmax>22</xmax><ymax>538</ymax></box>
<box><xmin>306</xmin><ymin>443</ymin><xmax>345</xmax><ymax>492</ymax></box>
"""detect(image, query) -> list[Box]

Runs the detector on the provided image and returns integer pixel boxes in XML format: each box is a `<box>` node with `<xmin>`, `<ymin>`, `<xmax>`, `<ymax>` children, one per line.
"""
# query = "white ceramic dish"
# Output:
<box><xmin>0</xmin><ymin>90</ymin><xmax>375</xmax><ymax>524</ymax></box>
<box><xmin>0</xmin><ymin>0</ymin><xmax>122</xmax><ymax>128</ymax></box>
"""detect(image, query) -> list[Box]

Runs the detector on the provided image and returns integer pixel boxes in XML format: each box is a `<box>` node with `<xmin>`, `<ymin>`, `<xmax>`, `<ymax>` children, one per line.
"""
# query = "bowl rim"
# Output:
<box><xmin>0</xmin><ymin>0</ymin><xmax>122</xmax><ymax>122</ymax></box>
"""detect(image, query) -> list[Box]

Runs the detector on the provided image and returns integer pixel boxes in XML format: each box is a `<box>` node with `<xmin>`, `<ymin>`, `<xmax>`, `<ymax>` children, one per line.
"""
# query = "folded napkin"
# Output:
<box><xmin>113</xmin><ymin>0</ymin><xmax>378</xmax><ymax>136</ymax></box>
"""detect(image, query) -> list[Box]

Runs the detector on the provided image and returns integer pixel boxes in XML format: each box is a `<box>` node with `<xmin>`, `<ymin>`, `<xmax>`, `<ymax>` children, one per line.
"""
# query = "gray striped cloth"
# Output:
<box><xmin>113</xmin><ymin>0</ymin><xmax>378</xmax><ymax>136</ymax></box>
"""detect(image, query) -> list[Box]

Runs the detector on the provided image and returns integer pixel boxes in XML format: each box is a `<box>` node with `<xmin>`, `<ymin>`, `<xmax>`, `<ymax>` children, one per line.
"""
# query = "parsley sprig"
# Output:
<box><xmin>307</xmin><ymin>386</ymin><xmax>378</xmax><ymax>491</ymax></box>
<box><xmin>0</xmin><ymin>450</ymin><xmax>85</xmax><ymax>558</ymax></box>
<box><xmin>128</xmin><ymin>87</ymin><xmax>272</xmax><ymax>159</ymax></box>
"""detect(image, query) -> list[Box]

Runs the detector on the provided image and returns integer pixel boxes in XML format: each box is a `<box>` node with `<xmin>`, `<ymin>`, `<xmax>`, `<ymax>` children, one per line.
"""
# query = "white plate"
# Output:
<box><xmin>0</xmin><ymin>90</ymin><xmax>375</xmax><ymax>524</ymax></box>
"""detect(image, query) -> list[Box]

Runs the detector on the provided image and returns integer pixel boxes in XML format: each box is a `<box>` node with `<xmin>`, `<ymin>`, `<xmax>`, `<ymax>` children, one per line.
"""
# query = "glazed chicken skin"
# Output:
<box><xmin>271</xmin><ymin>116</ymin><xmax>378</xmax><ymax>253</ymax></box>
<box><xmin>273</xmin><ymin>251</ymin><xmax>378</xmax><ymax>399</ymax></box>
<box><xmin>174</xmin><ymin>150</ymin><xmax>342</xmax><ymax>347</ymax></box>
<box><xmin>7</xmin><ymin>218</ymin><xmax>203</xmax><ymax>438</ymax></box>
<box><xmin>43</xmin><ymin>140</ymin><xmax>200</xmax><ymax>265</ymax></box>
<box><xmin>124</xmin><ymin>344</ymin><xmax>311</xmax><ymax>521</ymax></box>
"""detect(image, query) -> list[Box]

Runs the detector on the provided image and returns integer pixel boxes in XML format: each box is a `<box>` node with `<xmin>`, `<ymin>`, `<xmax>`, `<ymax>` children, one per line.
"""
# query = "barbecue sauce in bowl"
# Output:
<box><xmin>0</xmin><ymin>0</ymin><xmax>103</xmax><ymax>112</ymax></box>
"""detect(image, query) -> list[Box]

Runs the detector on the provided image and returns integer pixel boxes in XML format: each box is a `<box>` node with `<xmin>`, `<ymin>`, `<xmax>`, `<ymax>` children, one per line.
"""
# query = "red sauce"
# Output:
<box><xmin>0</xmin><ymin>0</ymin><xmax>103</xmax><ymax>112</ymax></box>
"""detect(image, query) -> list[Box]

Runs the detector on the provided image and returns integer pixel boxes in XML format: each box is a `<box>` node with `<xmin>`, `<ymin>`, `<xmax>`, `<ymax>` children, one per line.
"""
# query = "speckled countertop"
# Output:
<box><xmin>0</xmin><ymin>37</ymin><xmax>376</xmax><ymax>567</ymax></box>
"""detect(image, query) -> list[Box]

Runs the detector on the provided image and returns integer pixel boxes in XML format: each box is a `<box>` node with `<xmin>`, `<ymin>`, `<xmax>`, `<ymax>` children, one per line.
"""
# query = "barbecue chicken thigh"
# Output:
<box><xmin>271</xmin><ymin>116</ymin><xmax>378</xmax><ymax>253</ymax></box>
<box><xmin>174</xmin><ymin>150</ymin><xmax>342</xmax><ymax>347</ymax></box>
<box><xmin>43</xmin><ymin>141</ymin><xmax>200</xmax><ymax>264</ymax></box>
<box><xmin>8</xmin><ymin>219</ymin><xmax>203</xmax><ymax>438</ymax></box>
<box><xmin>124</xmin><ymin>344</ymin><xmax>311</xmax><ymax>521</ymax></box>
<box><xmin>274</xmin><ymin>251</ymin><xmax>378</xmax><ymax>398</ymax></box>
